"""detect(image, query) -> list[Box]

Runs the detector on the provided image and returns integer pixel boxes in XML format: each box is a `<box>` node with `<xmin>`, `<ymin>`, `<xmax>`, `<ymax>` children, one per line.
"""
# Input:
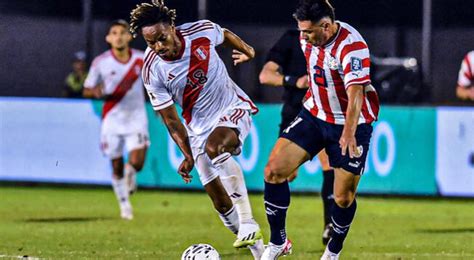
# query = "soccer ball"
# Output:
<box><xmin>181</xmin><ymin>244</ymin><xmax>221</xmax><ymax>260</ymax></box>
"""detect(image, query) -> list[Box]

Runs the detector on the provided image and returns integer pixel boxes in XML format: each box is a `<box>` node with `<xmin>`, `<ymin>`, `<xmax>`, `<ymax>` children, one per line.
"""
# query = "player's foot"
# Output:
<box><xmin>248</xmin><ymin>238</ymin><xmax>264</xmax><ymax>260</ymax></box>
<box><xmin>125</xmin><ymin>169</ymin><xmax>137</xmax><ymax>195</ymax></box>
<box><xmin>261</xmin><ymin>239</ymin><xmax>292</xmax><ymax>260</ymax></box>
<box><xmin>233</xmin><ymin>221</ymin><xmax>263</xmax><ymax>248</ymax></box>
<box><xmin>320</xmin><ymin>246</ymin><xmax>339</xmax><ymax>260</ymax></box>
<box><xmin>120</xmin><ymin>202</ymin><xmax>133</xmax><ymax>220</ymax></box>
<box><xmin>322</xmin><ymin>223</ymin><xmax>333</xmax><ymax>245</ymax></box>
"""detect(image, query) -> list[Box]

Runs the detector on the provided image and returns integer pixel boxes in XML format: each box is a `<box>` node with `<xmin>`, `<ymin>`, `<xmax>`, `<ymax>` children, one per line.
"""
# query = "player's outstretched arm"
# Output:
<box><xmin>340</xmin><ymin>84</ymin><xmax>364</xmax><ymax>158</ymax></box>
<box><xmin>158</xmin><ymin>105</ymin><xmax>194</xmax><ymax>183</ymax></box>
<box><xmin>222</xmin><ymin>28</ymin><xmax>255</xmax><ymax>65</ymax></box>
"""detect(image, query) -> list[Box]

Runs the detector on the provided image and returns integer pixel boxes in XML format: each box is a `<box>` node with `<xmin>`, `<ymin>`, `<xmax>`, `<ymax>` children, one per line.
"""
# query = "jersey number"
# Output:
<box><xmin>313</xmin><ymin>65</ymin><xmax>327</xmax><ymax>88</ymax></box>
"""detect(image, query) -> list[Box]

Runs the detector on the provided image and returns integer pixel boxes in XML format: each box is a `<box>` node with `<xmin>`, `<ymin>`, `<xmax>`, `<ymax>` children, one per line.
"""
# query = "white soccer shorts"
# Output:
<box><xmin>100</xmin><ymin>131</ymin><xmax>150</xmax><ymax>160</ymax></box>
<box><xmin>191</xmin><ymin>108</ymin><xmax>252</xmax><ymax>185</ymax></box>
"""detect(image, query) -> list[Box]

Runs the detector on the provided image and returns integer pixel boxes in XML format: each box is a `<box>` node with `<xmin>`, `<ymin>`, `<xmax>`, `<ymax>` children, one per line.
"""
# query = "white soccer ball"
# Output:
<box><xmin>181</xmin><ymin>244</ymin><xmax>221</xmax><ymax>260</ymax></box>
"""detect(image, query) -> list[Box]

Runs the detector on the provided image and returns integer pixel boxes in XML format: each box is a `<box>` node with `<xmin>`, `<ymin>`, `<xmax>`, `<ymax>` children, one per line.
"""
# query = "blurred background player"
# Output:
<box><xmin>262</xmin><ymin>0</ymin><xmax>379</xmax><ymax>259</ymax></box>
<box><xmin>63</xmin><ymin>51</ymin><xmax>88</xmax><ymax>98</ymax></box>
<box><xmin>130</xmin><ymin>1</ymin><xmax>264</xmax><ymax>258</ymax></box>
<box><xmin>259</xmin><ymin>29</ymin><xmax>335</xmax><ymax>245</ymax></box>
<box><xmin>456</xmin><ymin>50</ymin><xmax>474</xmax><ymax>101</ymax></box>
<box><xmin>83</xmin><ymin>20</ymin><xmax>149</xmax><ymax>220</ymax></box>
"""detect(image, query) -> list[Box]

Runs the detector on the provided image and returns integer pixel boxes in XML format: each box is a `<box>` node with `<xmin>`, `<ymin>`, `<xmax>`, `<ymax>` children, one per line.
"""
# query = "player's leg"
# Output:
<box><xmin>279</xmin><ymin>111</ymin><xmax>300</xmax><ymax>182</ymax></box>
<box><xmin>125</xmin><ymin>132</ymin><xmax>149</xmax><ymax>194</ymax></box>
<box><xmin>205</xmin><ymin>112</ymin><xmax>264</xmax><ymax>258</ymax></box>
<box><xmin>318</xmin><ymin>149</ymin><xmax>335</xmax><ymax>245</ymax></box>
<box><xmin>103</xmin><ymin>134</ymin><xmax>133</xmax><ymax>220</ymax></box>
<box><xmin>321</xmin><ymin>168</ymin><xmax>360</xmax><ymax>259</ymax></box>
<box><xmin>263</xmin><ymin>110</ymin><xmax>324</xmax><ymax>260</ymax></box>
<box><xmin>321</xmin><ymin>123</ymin><xmax>372</xmax><ymax>259</ymax></box>
<box><xmin>195</xmin><ymin>153</ymin><xmax>239</xmax><ymax>234</ymax></box>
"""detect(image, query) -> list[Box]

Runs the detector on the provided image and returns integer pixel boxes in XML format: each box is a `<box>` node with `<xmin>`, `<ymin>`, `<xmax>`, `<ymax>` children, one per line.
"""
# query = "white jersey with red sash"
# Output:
<box><xmin>84</xmin><ymin>49</ymin><xmax>148</xmax><ymax>135</ymax></box>
<box><xmin>143</xmin><ymin>20</ymin><xmax>258</xmax><ymax>137</ymax></box>
<box><xmin>300</xmin><ymin>21</ymin><xmax>379</xmax><ymax>125</ymax></box>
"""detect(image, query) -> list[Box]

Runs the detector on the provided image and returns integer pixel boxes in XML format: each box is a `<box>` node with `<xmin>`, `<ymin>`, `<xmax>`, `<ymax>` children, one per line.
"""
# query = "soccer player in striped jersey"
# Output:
<box><xmin>261</xmin><ymin>0</ymin><xmax>379</xmax><ymax>259</ymax></box>
<box><xmin>83</xmin><ymin>20</ymin><xmax>149</xmax><ymax>220</ymax></box>
<box><xmin>129</xmin><ymin>1</ymin><xmax>264</xmax><ymax>258</ymax></box>
<box><xmin>456</xmin><ymin>51</ymin><xmax>474</xmax><ymax>101</ymax></box>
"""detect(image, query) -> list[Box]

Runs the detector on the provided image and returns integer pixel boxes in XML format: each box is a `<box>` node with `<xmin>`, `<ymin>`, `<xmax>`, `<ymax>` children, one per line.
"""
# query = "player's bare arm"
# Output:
<box><xmin>340</xmin><ymin>84</ymin><xmax>364</xmax><ymax>158</ymax></box>
<box><xmin>222</xmin><ymin>28</ymin><xmax>255</xmax><ymax>65</ymax></box>
<box><xmin>259</xmin><ymin>61</ymin><xmax>309</xmax><ymax>89</ymax></box>
<box><xmin>158</xmin><ymin>105</ymin><xmax>194</xmax><ymax>183</ymax></box>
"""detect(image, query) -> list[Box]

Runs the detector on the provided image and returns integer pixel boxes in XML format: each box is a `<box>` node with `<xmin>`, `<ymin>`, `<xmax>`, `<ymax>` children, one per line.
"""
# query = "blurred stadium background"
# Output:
<box><xmin>0</xmin><ymin>0</ymin><xmax>473</xmax><ymax>259</ymax></box>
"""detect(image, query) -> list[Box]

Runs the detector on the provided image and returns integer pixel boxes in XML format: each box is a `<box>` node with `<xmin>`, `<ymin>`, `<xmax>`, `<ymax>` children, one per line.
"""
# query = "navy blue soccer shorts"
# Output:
<box><xmin>280</xmin><ymin>109</ymin><xmax>373</xmax><ymax>175</ymax></box>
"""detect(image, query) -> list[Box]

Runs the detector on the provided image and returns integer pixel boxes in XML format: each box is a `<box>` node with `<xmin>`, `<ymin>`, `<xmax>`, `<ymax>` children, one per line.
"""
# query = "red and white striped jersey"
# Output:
<box><xmin>457</xmin><ymin>51</ymin><xmax>474</xmax><ymax>88</ymax></box>
<box><xmin>300</xmin><ymin>21</ymin><xmax>379</xmax><ymax>125</ymax></box>
<box><xmin>143</xmin><ymin>20</ymin><xmax>258</xmax><ymax>136</ymax></box>
<box><xmin>84</xmin><ymin>49</ymin><xmax>148</xmax><ymax>135</ymax></box>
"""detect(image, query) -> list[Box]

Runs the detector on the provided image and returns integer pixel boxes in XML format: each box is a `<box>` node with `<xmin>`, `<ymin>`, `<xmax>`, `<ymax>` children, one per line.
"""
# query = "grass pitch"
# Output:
<box><xmin>0</xmin><ymin>186</ymin><xmax>473</xmax><ymax>259</ymax></box>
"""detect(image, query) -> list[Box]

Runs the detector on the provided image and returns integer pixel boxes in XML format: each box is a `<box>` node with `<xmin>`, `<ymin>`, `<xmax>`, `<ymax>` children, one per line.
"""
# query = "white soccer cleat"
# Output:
<box><xmin>261</xmin><ymin>239</ymin><xmax>292</xmax><ymax>260</ymax></box>
<box><xmin>248</xmin><ymin>238</ymin><xmax>265</xmax><ymax>260</ymax></box>
<box><xmin>320</xmin><ymin>246</ymin><xmax>339</xmax><ymax>260</ymax></box>
<box><xmin>125</xmin><ymin>169</ymin><xmax>137</xmax><ymax>195</ymax></box>
<box><xmin>120</xmin><ymin>203</ymin><xmax>133</xmax><ymax>220</ymax></box>
<box><xmin>233</xmin><ymin>222</ymin><xmax>263</xmax><ymax>248</ymax></box>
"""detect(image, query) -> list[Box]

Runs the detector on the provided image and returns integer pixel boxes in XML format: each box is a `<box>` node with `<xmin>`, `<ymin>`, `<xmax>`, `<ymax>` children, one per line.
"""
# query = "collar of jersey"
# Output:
<box><xmin>322</xmin><ymin>21</ymin><xmax>341</xmax><ymax>48</ymax></box>
<box><xmin>161</xmin><ymin>30</ymin><xmax>186</xmax><ymax>62</ymax></box>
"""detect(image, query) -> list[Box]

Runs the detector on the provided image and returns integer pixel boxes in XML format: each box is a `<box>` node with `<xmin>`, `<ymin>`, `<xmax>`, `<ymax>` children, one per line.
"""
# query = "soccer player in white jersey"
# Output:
<box><xmin>456</xmin><ymin>51</ymin><xmax>474</xmax><ymax>101</ymax></box>
<box><xmin>261</xmin><ymin>0</ymin><xmax>379</xmax><ymax>259</ymax></box>
<box><xmin>83</xmin><ymin>20</ymin><xmax>149</xmax><ymax>220</ymax></box>
<box><xmin>129</xmin><ymin>1</ymin><xmax>264</xmax><ymax>258</ymax></box>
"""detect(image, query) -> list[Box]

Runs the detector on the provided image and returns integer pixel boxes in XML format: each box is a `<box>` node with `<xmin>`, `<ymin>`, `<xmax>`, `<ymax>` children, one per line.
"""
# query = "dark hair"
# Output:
<box><xmin>129</xmin><ymin>0</ymin><xmax>176</xmax><ymax>38</ymax></box>
<box><xmin>109</xmin><ymin>19</ymin><xmax>130</xmax><ymax>31</ymax></box>
<box><xmin>293</xmin><ymin>0</ymin><xmax>335</xmax><ymax>22</ymax></box>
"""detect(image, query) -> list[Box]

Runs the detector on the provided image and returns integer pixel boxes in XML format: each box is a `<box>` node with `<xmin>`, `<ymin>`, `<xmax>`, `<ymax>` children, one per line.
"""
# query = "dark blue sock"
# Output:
<box><xmin>264</xmin><ymin>181</ymin><xmax>290</xmax><ymax>245</ymax></box>
<box><xmin>328</xmin><ymin>199</ymin><xmax>357</xmax><ymax>254</ymax></box>
<box><xmin>321</xmin><ymin>169</ymin><xmax>335</xmax><ymax>226</ymax></box>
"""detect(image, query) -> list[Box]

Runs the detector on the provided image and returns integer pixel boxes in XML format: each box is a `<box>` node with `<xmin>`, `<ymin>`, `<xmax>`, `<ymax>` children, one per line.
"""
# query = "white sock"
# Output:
<box><xmin>217</xmin><ymin>205</ymin><xmax>240</xmax><ymax>234</ymax></box>
<box><xmin>111</xmin><ymin>177</ymin><xmax>130</xmax><ymax>206</ymax></box>
<box><xmin>220</xmin><ymin>157</ymin><xmax>254</xmax><ymax>223</ymax></box>
<box><xmin>124</xmin><ymin>163</ymin><xmax>137</xmax><ymax>176</ymax></box>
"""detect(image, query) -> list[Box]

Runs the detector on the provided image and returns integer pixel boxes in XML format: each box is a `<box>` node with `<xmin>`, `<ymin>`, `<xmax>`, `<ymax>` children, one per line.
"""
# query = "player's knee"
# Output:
<box><xmin>205</xmin><ymin>141</ymin><xmax>220</xmax><ymax>159</ymax></box>
<box><xmin>334</xmin><ymin>193</ymin><xmax>355</xmax><ymax>208</ymax></box>
<box><xmin>129</xmin><ymin>161</ymin><xmax>144</xmax><ymax>172</ymax></box>
<box><xmin>264</xmin><ymin>160</ymin><xmax>290</xmax><ymax>183</ymax></box>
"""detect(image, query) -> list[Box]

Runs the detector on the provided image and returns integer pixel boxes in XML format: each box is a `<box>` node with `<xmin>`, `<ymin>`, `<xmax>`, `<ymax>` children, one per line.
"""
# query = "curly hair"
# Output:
<box><xmin>129</xmin><ymin>0</ymin><xmax>177</xmax><ymax>38</ymax></box>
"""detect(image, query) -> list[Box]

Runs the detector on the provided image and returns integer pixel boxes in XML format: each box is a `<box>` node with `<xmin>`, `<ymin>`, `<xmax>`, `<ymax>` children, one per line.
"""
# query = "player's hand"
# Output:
<box><xmin>178</xmin><ymin>157</ymin><xmax>194</xmax><ymax>184</ymax></box>
<box><xmin>339</xmin><ymin>132</ymin><xmax>359</xmax><ymax>158</ymax></box>
<box><xmin>232</xmin><ymin>50</ymin><xmax>251</xmax><ymax>65</ymax></box>
<box><xmin>296</xmin><ymin>75</ymin><xmax>309</xmax><ymax>89</ymax></box>
<box><xmin>469</xmin><ymin>88</ymin><xmax>474</xmax><ymax>101</ymax></box>
<box><xmin>92</xmin><ymin>85</ymin><xmax>104</xmax><ymax>99</ymax></box>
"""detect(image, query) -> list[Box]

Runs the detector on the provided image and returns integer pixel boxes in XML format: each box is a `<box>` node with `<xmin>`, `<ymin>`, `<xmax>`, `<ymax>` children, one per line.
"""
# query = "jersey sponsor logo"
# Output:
<box><xmin>194</xmin><ymin>46</ymin><xmax>208</xmax><ymax>61</ymax></box>
<box><xmin>350</xmin><ymin>57</ymin><xmax>363</xmax><ymax>71</ymax></box>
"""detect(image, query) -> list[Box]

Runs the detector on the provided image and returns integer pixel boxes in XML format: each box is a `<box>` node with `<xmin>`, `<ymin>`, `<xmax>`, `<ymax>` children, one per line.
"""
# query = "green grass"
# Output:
<box><xmin>0</xmin><ymin>186</ymin><xmax>473</xmax><ymax>259</ymax></box>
